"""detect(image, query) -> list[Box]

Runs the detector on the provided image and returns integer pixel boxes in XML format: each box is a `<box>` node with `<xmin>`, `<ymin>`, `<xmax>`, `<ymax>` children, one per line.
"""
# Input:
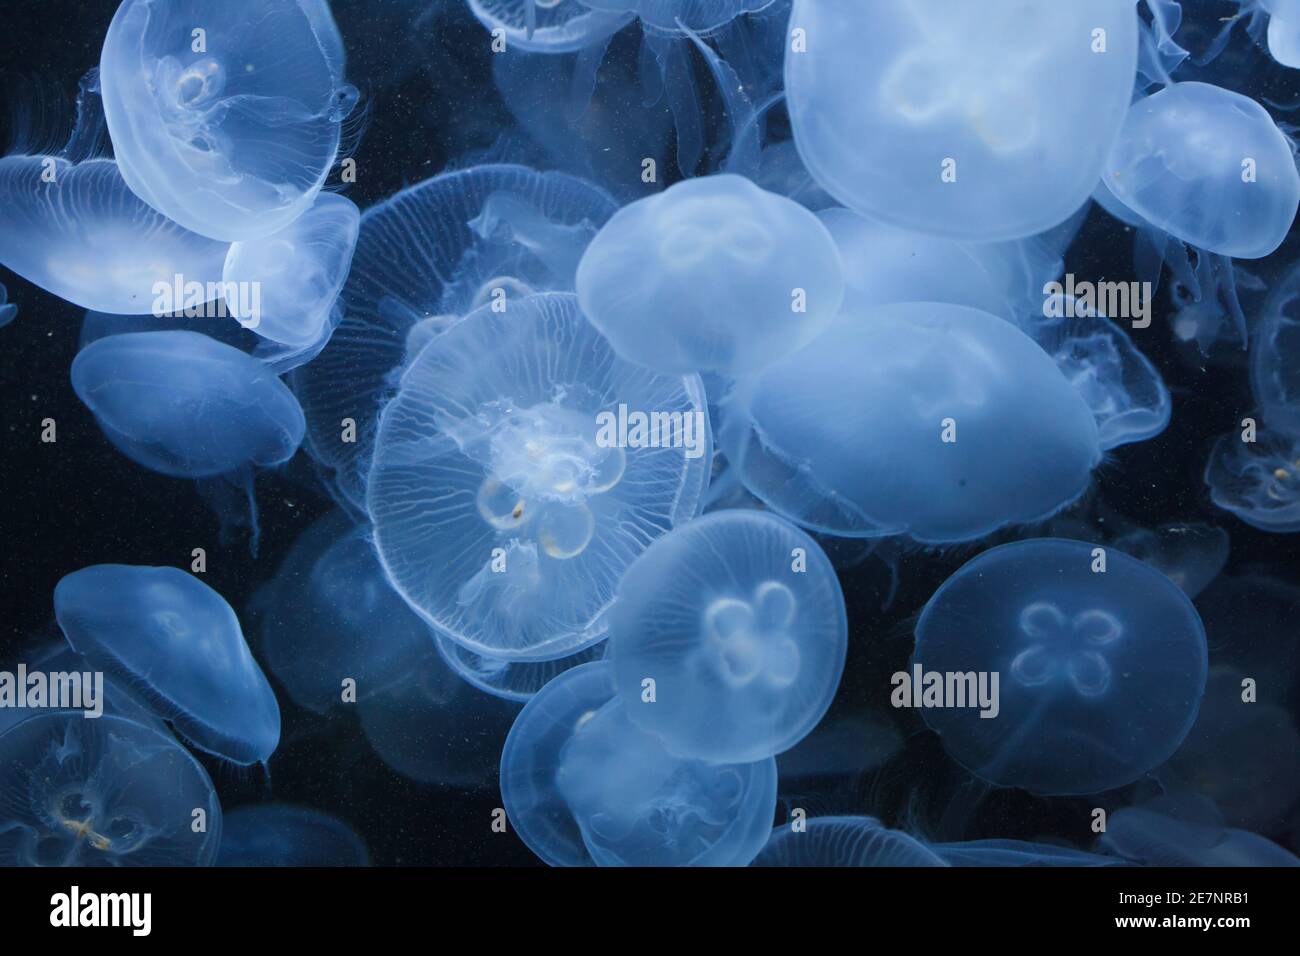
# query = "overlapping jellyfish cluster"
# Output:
<box><xmin>2</xmin><ymin>0</ymin><xmax>1300</xmax><ymax>868</ymax></box>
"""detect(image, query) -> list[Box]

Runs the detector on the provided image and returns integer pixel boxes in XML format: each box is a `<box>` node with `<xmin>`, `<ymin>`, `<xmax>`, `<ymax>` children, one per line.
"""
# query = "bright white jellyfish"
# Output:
<box><xmin>366</xmin><ymin>292</ymin><xmax>711</xmax><ymax>661</ymax></box>
<box><xmin>783</xmin><ymin>0</ymin><xmax>1138</xmax><ymax>241</ymax></box>
<box><xmin>99</xmin><ymin>0</ymin><xmax>358</xmax><ymax>241</ymax></box>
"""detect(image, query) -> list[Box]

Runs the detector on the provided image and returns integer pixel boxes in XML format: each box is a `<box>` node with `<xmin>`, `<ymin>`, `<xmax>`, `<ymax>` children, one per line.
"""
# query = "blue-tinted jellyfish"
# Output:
<box><xmin>99</xmin><ymin>0</ymin><xmax>357</xmax><ymax>241</ymax></box>
<box><xmin>1024</xmin><ymin>296</ymin><xmax>1172</xmax><ymax>450</ymax></box>
<box><xmin>435</xmin><ymin>632</ymin><xmax>607</xmax><ymax>702</ymax></box>
<box><xmin>609</xmin><ymin>510</ymin><xmax>847</xmax><ymax>763</ymax></box>
<box><xmin>293</xmin><ymin>165</ymin><xmax>618</xmax><ymax>512</ymax></box>
<box><xmin>1251</xmin><ymin>260</ymin><xmax>1300</xmax><ymax>432</ymax></box>
<box><xmin>467</xmin><ymin>0</ymin><xmax>633</xmax><ymax>52</ymax></box>
<box><xmin>1268</xmin><ymin>12</ymin><xmax>1300</xmax><ymax>67</ymax></box>
<box><xmin>71</xmin><ymin>331</ymin><xmax>305</xmax><ymax>479</ymax></box>
<box><xmin>751</xmin><ymin>817</ymin><xmax>946</xmax><ymax>867</ymax></box>
<box><xmin>934</xmin><ymin>839</ymin><xmax>1127</xmax><ymax>867</ymax></box>
<box><xmin>914</xmin><ymin>539</ymin><xmax>1208</xmax><ymax>794</ymax></box>
<box><xmin>555</xmin><ymin>697</ymin><xmax>777</xmax><ymax>866</ymax></box>
<box><xmin>0</xmin><ymin>156</ymin><xmax>229</xmax><ymax>314</ymax></box>
<box><xmin>1100</xmin><ymin>806</ymin><xmax>1300</xmax><ymax>865</ymax></box>
<box><xmin>357</xmin><ymin>620</ymin><xmax>520</xmax><ymax>789</ymax></box>
<box><xmin>1111</xmin><ymin>522</ymin><xmax>1230</xmax><ymax>598</ymax></box>
<box><xmin>0</xmin><ymin>281</ymin><xmax>16</xmax><ymax>329</ymax></box>
<box><xmin>366</xmin><ymin>292</ymin><xmax>710</xmax><ymax>661</ymax></box>
<box><xmin>222</xmin><ymin>192</ymin><xmax>360</xmax><ymax>349</ymax></box>
<box><xmin>1204</xmin><ymin>424</ymin><xmax>1300</xmax><ymax>531</ymax></box>
<box><xmin>0</xmin><ymin>713</ymin><xmax>221</xmax><ymax>866</ymax></box>
<box><xmin>784</xmin><ymin>0</ymin><xmax>1138</xmax><ymax>241</ymax></box>
<box><xmin>54</xmin><ymin>565</ymin><xmax>281</xmax><ymax>765</ymax></box>
<box><xmin>500</xmin><ymin>661</ymin><xmax>618</xmax><ymax>865</ymax></box>
<box><xmin>252</xmin><ymin>511</ymin><xmax>417</xmax><ymax>715</ymax></box>
<box><xmin>216</xmin><ymin>804</ymin><xmax>368</xmax><ymax>866</ymax></box>
<box><xmin>576</xmin><ymin>175</ymin><xmax>843</xmax><ymax>375</ymax></box>
<box><xmin>719</xmin><ymin>303</ymin><xmax>1101</xmax><ymax>543</ymax></box>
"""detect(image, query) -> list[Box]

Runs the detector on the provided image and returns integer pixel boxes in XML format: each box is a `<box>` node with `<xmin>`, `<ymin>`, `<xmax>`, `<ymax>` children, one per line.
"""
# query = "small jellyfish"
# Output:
<box><xmin>719</xmin><ymin>303</ymin><xmax>1101</xmax><ymax>543</ymax></box>
<box><xmin>609</xmin><ymin>510</ymin><xmax>848</xmax><ymax>763</ymax></box>
<box><xmin>914</xmin><ymin>539</ymin><xmax>1208</xmax><ymax>795</ymax></box>
<box><xmin>1099</xmin><ymin>806</ymin><xmax>1300</xmax><ymax>866</ymax></box>
<box><xmin>467</xmin><ymin>0</ymin><xmax>633</xmax><ymax>53</ymax></box>
<box><xmin>1204</xmin><ymin>425</ymin><xmax>1300</xmax><ymax>532</ymax></box>
<box><xmin>99</xmin><ymin>0</ymin><xmax>358</xmax><ymax>241</ymax></box>
<box><xmin>751</xmin><ymin>817</ymin><xmax>947</xmax><ymax>867</ymax></box>
<box><xmin>933</xmin><ymin>840</ymin><xmax>1127</xmax><ymax>867</ymax></box>
<box><xmin>71</xmin><ymin>331</ymin><xmax>305</xmax><ymax>479</ymax></box>
<box><xmin>222</xmin><ymin>192</ymin><xmax>360</xmax><ymax>349</ymax></box>
<box><xmin>1111</xmin><ymin>522</ymin><xmax>1229</xmax><ymax>598</ymax></box>
<box><xmin>293</xmin><ymin>164</ymin><xmax>617</xmax><ymax>512</ymax></box>
<box><xmin>1250</xmin><ymin>261</ymin><xmax>1300</xmax><ymax>432</ymax></box>
<box><xmin>0</xmin><ymin>281</ymin><xmax>16</xmax><ymax>329</ymax></box>
<box><xmin>435</xmin><ymin>632</ymin><xmax>607</xmax><ymax>703</ymax></box>
<box><xmin>784</xmin><ymin>0</ymin><xmax>1138</xmax><ymax>240</ymax></box>
<box><xmin>576</xmin><ymin>174</ymin><xmax>844</xmax><ymax>376</ymax></box>
<box><xmin>579</xmin><ymin>0</ymin><xmax>773</xmax><ymax>35</ymax></box>
<box><xmin>555</xmin><ymin>697</ymin><xmax>777</xmax><ymax>866</ymax></box>
<box><xmin>366</xmin><ymin>292</ymin><xmax>710</xmax><ymax>661</ymax></box>
<box><xmin>0</xmin><ymin>156</ymin><xmax>229</xmax><ymax>314</ymax></box>
<box><xmin>0</xmin><ymin>713</ymin><xmax>221</xmax><ymax>866</ymax></box>
<box><xmin>54</xmin><ymin>565</ymin><xmax>281</xmax><ymax>765</ymax></box>
<box><xmin>1025</xmin><ymin>295</ymin><xmax>1171</xmax><ymax>450</ymax></box>
<box><xmin>216</xmin><ymin>805</ymin><xmax>368</xmax><ymax>867</ymax></box>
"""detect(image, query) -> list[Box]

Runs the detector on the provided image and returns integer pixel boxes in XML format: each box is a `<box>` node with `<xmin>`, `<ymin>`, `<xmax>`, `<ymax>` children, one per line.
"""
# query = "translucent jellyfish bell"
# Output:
<box><xmin>216</xmin><ymin>805</ymin><xmax>369</xmax><ymax>866</ymax></box>
<box><xmin>1105</xmin><ymin>82</ymin><xmax>1300</xmax><ymax>261</ymax></box>
<box><xmin>1099</xmin><ymin>806</ymin><xmax>1300</xmax><ymax>866</ymax></box>
<box><xmin>719</xmin><ymin>303</ymin><xmax>1101</xmax><ymax>543</ymax></box>
<box><xmin>751</xmin><ymin>817</ymin><xmax>946</xmax><ymax>867</ymax></box>
<box><xmin>0</xmin><ymin>282</ymin><xmax>17</xmax><ymax>329</ymax></box>
<box><xmin>222</xmin><ymin>192</ymin><xmax>360</xmax><ymax>348</ymax></box>
<box><xmin>578</xmin><ymin>0</ymin><xmax>774</xmax><ymax>36</ymax></box>
<box><xmin>933</xmin><ymin>839</ymin><xmax>1126</xmax><ymax>867</ymax></box>
<box><xmin>0</xmin><ymin>713</ymin><xmax>221</xmax><ymax>867</ymax></box>
<box><xmin>0</xmin><ymin>156</ymin><xmax>229</xmax><ymax>314</ymax></box>
<box><xmin>54</xmin><ymin>565</ymin><xmax>281</xmax><ymax>765</ymax></box>
<box><xmin>914</xmin><ymin>539</ymin><xmax>1208</xmax><ymax>795</ymax></box>
<box><xmin>99</xmin><ymin>0</ymin><xmax>357</xmax><ymax>241</ymax></box>
<box><xmin>576</xmin><ymin>174</ymin><xmax>844</xmax><ymax>375</ymax></box>
<box><xmin>434</xmin><ymin>632</ymin><xmax>607</xmax><ymax>702</ymax></box>
<box><xmin>1111</xmin><ymin>523</ymin><xmax>1229</xmax><ymax>598</ymax></box>
<box><xmin>71</xmin><ymin>331</ymin><xmax>305</xmax><ymax>479</ymax></box>
<box><xmin>367</xmin><ymin>292</ymin><xmax>710</xmax><ymax>661</ymax></box>
<box><xmin>784</xmin><ymin>0</ymin><xmax>1138</xmax><ymax>241</ymax></box>
<box><xmin>1251</xmin><ymin>261</ymin><xmax>1300</xmax><ymax>432</ymax></box>
<box><xmin>1204</xmin><ymin>426</ymin><xmax>1300</xmax><ymax>532</ymax></box>
<box><xmin>467</xmin><ymin>0</ymin><xmax>633</xmax><ymax>52</ymax></box>
<box><xmin>610</xmin><ymin>510</ymin><xmax>847</xmax><ymax>763</ymax></box>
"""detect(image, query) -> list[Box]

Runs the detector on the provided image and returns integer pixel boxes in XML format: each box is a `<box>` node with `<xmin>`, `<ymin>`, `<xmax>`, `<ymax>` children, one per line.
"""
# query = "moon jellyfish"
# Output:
<box><xmin>467</xmin><ymin>0</ymin><xmax>632</xmax><ymax>52</ymax></box>
<box><xmin>0</xmin><ymin>282</ymin><xmax>16</xmax><ymax>329</ymax></box>
<box><xmin>751</xmin><ymin>817</ymin><xmax>946</xmax><ymax>867</ymax></box>
<box><xmin>1251</xmin><ymin>262</ymin><xmax>1300</xmax><ymax>432</ymax></box>
<box><xmin>435</xmin><ymin>632</ymin><xmax>607</xmax><ymax>702</ymax></box>
<box><xmin>1204</xmin><ymin>425</ymin><xmax>1300</xmax><ymax>532</ymax></box>
<box><xmin>1268</xmin><ymin>13</ymin><xmax>1300</xmax><ymax>67</ymax></box>
<box><xmin>99</xmin><ymin>0</ymin><xmax>358</xmax><ymax>241</ymax></box>
<box><xmin>556</xmin><ymin>697</ymin><xmax>777</xmax><ymax>866</ymax></box>
<box><xmin>367</xmin><ymin>292</ymin><xmax>710</xmax><ymax>661</ymax></box>
<box><xmin>610</xmin><ymin>510</ymin><xmax>847</xmax><ymax>763</ymax></box>
<box><xmin>0</xmin><ymin>156</ymin><xmax>229</xmax><ymax>314</ymax></box>
<box><xmin>579</xmin><ymin>0</ymin><xmax>774</xmax><ymax>35</ymax></box>
<box><xmin>71</xmin><ymin>331</ymin><xmax>305</xmax><ymax>479</ymax></box>
<box><xmin>1026</xmin><ymin>296</ymin><xmax>1171</xmax><ymax>450</ymax></box>
<box><xmin>719</xmin><ymin>304</ymin><xmax>1101</xmax><ymax>543</ymax></box>
<box><xmin>914</xmin><ymin>538</ymin><xmax>1208</xmax><ymax>795</ymax></box>
<box><xmin>54</xmin><ymin>565</ymin><xmax>281</xmax><ymax>765</ymax></box>
<box><xmin>222</xmin><ymin>192</ymin><xmax>360</xmax><ymax>348</ymax></box>
<box><xmin>293</xmin><ymin>165</ymin><xmax>617</xmax><ymax>512</ymax></box>
<box><xmin>934</xmin><ymin>839</ymin><xmax>1126</xmax><ymax>867</ymax></box>
<box><xmin>1109</xmin><ymin>522</ymin><xmax>1229</xmax><ymax>598</ymax></box>
<box><xmin>216</xmin><ymin>805</ymin><xmax>368</xmax><ymax>866</ymax></box>
<box><xmin>784</xmin><ymin>0</ymin><xmax>1138</xmax><ymax>241</ymax></box>
<box><xmin>1099</xmin><ymin>806</ymin><xmax>1300</xmax><ymax>865</ymax></box>
<box><xmin>576</xmin><ymin>174</ymin><xmax>844</xmax><ymax>376</ymax></box>
<box><xmin>0</xmin><ymin>713</ymin><xmax>221</xmax><ymax>866</ymax></box>
<box><xmin>253</xmin><ymin>512</ymin><xmax>416</xmax><ymax>715</ymax></box>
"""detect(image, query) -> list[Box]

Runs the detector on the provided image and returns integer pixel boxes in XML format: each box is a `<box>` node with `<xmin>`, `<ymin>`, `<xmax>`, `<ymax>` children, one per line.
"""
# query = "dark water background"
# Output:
<box><xmin>1</xmin><ymin>0</ymin><xmax>1298</xmax><ymax>865</ymax></box>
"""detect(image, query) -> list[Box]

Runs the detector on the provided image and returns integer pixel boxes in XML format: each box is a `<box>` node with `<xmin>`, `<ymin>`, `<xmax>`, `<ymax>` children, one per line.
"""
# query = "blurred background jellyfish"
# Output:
<box><xmin>1196</xmin><ymin>572</ymin><xmax>1300</xmax><ymax>696</ymax></box>
<box><xmin>610</xmin><ymin>510</ymin><xmax>847</xmax><ymax>763</ymax></box>
<box><xmin>54</xmin><ymin>565</ymin><xmax>281</xmax><ymax>765</ymax></box>
<box><xmin>216</xmin><ymin>804</ymin><xmax>369</xmax><ymax>866</ymax></box>
<box><xmin>222</xmin><ymin>192</ymin><xmax>361</xmax><ymax>350</ymax></box>
<box><xmin>1111</xmin><ymin>522</ymin><xmax>1230</xmax><ymax>597</ymax></box>
<box><xmin>0</xmin><ymin>281</ymin><xmax>16</xmax><ymax>329</ymax></box>
<box><xmin>0</xmin><ymin>713</ymin><xmax>221</xmax><ymax>866</ymax></box>
<box><xmin>0</xmin><ymin>156</ymin><xmax>229</xmax><ymax>314</ymax></box>
<box><xmin>435</xmin><ymin>632</ymin><xmax>607</xmax><ymax>702</ymax></box>
<box><xmin>293</xmin><ymin>164</ymin><xmax>617</xmax><ymax>513</ymax></box>
<box><xmin>719</xmin><ymin>303</ymin><xmax>1101</xmax><ymax>543</ymax></box>
<box><xmin>1251</xmin><ymin>259</ymin><xmax>1300</xmax><ymax>432</ymax></box>
<box><xmin>933</xmin><ymin>839</ymin><xmax>1126</xmax><ymax>867</ymax></box>
<box><xmin>1102</xmin><ymin>82</ymin><xmax>1300</xmax><ymax>346</ymax></box>
<box><xmin>251</xmin><ymin>511</ymin><xmax>416</xmax><ymax>715</ymax></box>
<box><xmin>578</xmin><ymin>0</ymin><xmax>774</xmax><ymax>35</ymax></box>
<box><xmin>784</xmin><ymin>0</ymin><xmax>1138</xmax><ymax>241</ymax></box>
<box><xmin>576</xmin><ymin>174</ymin><xmax>843</xmax><ymax>375</ymax></box>
<box><xmin>366</xmin><ymin>292</ymin><xmax>710</xmax><ymax>661</ymax></box>
<box><xmin>99</xmin><ymin>0</ymin><xmax>358</xmax><ymax>241</ymax></box>
<box><xmin>466</xmin><ymin>0</ymin><xmax>633</xmax><ymax>52</ymax></box>
<box><xmin>1099</xmin><ymin>804</ymin><xmax>1300</xmax><ymax>865</ymax></box>
<box><xmin>751</xmin><ymin>816</ymin><xmax>946</xmax><ymax>867</ymax></box>
<box><xmin>1204</xmin><ymin>424</ymin><xmax>1300</xmax><ymax>531</ymax></box>
<box><xmin>913</xmin><ymin>538</ymin><xmax>1208</xmax><ymax>795</ymax></box>
<box><xmin>555</xmin><ymin>696</ymin><xmax>777</xmax><ymax>866</ymax></box>
<box><xmin>1022</xmin><ymin>295</ymin><xmax>1172</xmax><ymax>450</ymax></box>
